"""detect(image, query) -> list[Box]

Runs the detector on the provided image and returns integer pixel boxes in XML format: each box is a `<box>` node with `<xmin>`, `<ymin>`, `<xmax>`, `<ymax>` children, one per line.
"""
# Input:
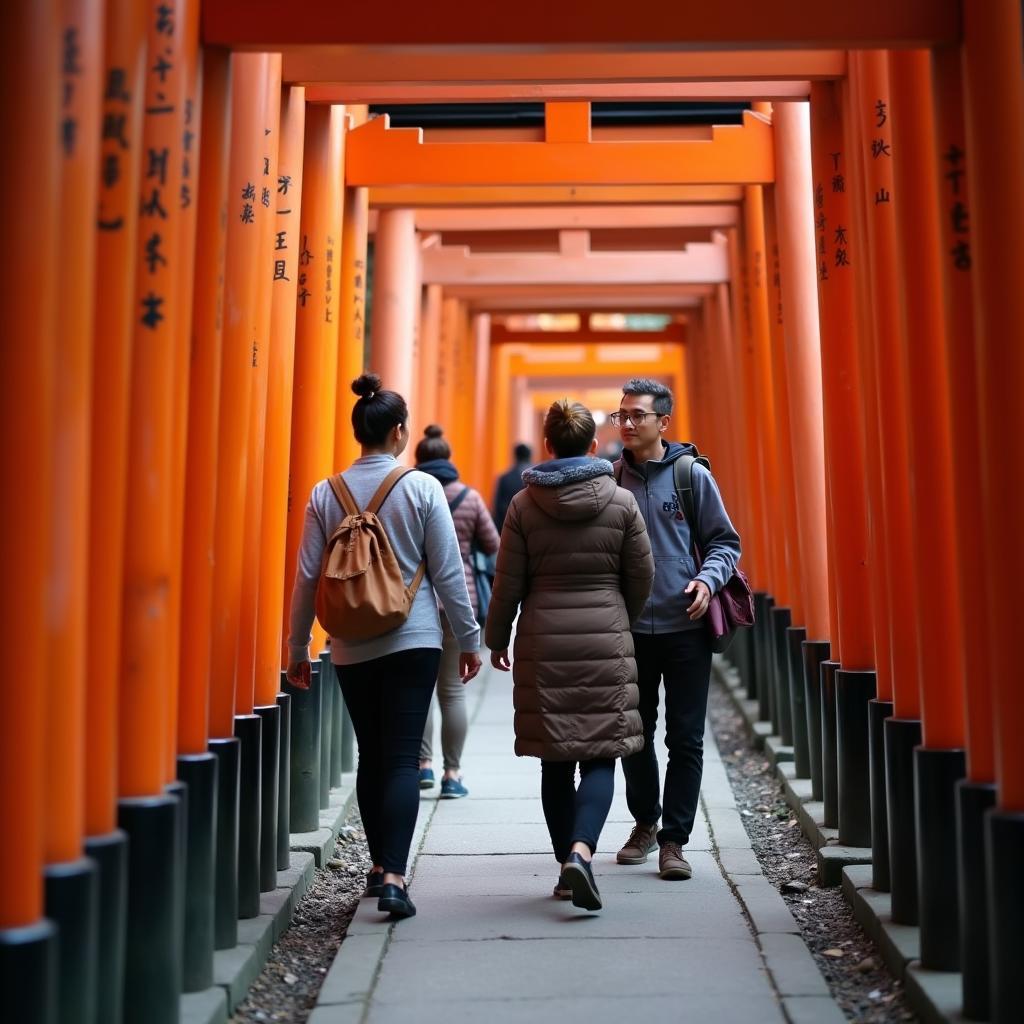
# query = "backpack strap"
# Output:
<box><xmin>447</xmin><ymin>485</ymin><xmax>471</xmax><ymax>514</ymax></box>
<box><xmin>365</xmin><ymin>466</ymin><xmax>415</xmax><ymax>516</ymax></box>
<box><xmin>327</xmin><ymin>473</ymin><xmax>359</xmax><ymax>517</ymax></box>
<box><xmin>613</xmin><ymin>459</ymin><xmax>623</xmax><ymax>484</ymax></box>
<box><xmin>673</xmin><ymin>455</ymin><xmax>698</xmax><ymax>553</ymax></box>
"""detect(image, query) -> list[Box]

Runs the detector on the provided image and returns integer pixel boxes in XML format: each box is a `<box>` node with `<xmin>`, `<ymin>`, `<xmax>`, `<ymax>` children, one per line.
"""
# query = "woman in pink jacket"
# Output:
<box><xmin>415</xmin><ymin>425</ymin><xmax>500</xmax><ymax>797</ymax></box>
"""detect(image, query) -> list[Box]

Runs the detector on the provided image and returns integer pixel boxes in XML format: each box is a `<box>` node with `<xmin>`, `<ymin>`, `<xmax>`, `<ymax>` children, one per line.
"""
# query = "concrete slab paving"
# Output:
<box><xmin>309</xmin><ymin>665</ymin><xmax>844</xmax><ymax>1023</ymax></box>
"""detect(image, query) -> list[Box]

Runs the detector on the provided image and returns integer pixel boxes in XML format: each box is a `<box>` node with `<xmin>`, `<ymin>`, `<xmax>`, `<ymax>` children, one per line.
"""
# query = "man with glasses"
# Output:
<box><xmin>611</xmin><ymin>378</ymin><xmax>741</xmax><ymax>880</ymax></box>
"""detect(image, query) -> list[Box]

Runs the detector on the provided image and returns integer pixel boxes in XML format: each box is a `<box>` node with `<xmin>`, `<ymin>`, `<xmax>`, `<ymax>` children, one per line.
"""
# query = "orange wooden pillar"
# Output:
<box><xmin>961</xmin><ymin>2</ymin><xmax>1024</xmax><ymax>1016</ymax></box>
<box><xmin>417</xmin><ymin>283</ymin><xmax>443</xmax><ymax>434</ymax></box>
<box><xmin>713</xmin><ymin>282</ymin><xmax>747</xmax><ymax>532</ymax></box>
<box><xmin>471</xmin><ymin>312</ymin><xmax>492</xmax><ymax>490</ymax></box>
<box><xmin>371</xmin><ymin>208</ymin><xmax>419</xmax><ymax>432</ymax></box>
<box><xmin>207</xmin><ymin>52</ymin><xmax>273</xmax><ymax>943</ymax></box>
<box><xmin>119</xmin><ymin>3</ymin><xmax>196</xmax><ymax>1020</ymax></box>
<box><xmin>176</xmin><ymin>45</ymin><xmax>232</xmax><ymax>990</ymax></box>
<box><xmin>0</xmin><ymin>1</ymin><xmax>60</xmax><ymax>1013</ymax></box>
<box><xmin>44</xmin><ymin>1</ymin><xmax>105</xmax><ymax>1018</ymax></box>
<box><xmin>282</xmin><ymin>102</ymin><xmax>330</xmax><ymax>673</ymax></box>
<box><xmin>335</xmin><ymin>117</ymin><xmax>369</xmax><ymax>473</ymax></box>
<box><xmin>807</xmin><ymin>82</ymin><xmax>878</xmax><ymax>856</ymax></box>
<box><xmin>85</xmin><ymin>2</ymin><xmax>148</xmax><ymax>1016</ymax></box>
<box><xmin>928</xmin><ymin>43</ymin><xmax>995</xmax><ymax>1018</ymax></box>
<box><xmin>437</xmin><ymin>296</ymin><xmax>461</xmax><ymax>447</ymax></box>
<box><xmin>888</xmin><ymin>48</ymin><xmax>968</xmax><ymax>969</ymax></box>
<box><xmin>255</xmin><ymin>84</ymin><xmax>305</xmax><ymax>878</ymax></box>
<box><xmin>851</xmin><ymin>49</ymin><xmax>922</xmax><ymax>925</ymax></box>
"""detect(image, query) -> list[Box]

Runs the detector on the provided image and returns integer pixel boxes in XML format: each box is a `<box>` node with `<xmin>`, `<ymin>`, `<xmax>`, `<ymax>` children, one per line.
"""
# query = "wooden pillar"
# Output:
<box><xmin>962</xmin><ymin>0</ymin><xmax>1024</xmax><ymax>812</ymax></box>
<box><xmin>87</xmin><ymin>0</ymin><xmax>147</xmax><ymax>844</ymax></box>
<box><xmin>762</xmin><ymin>189</ymin><xmax>804</xmax><ymax>624</ymax></box>
<box><xmin>418</xmin><ymin>283</ymin><xmax>443</xmax><ymax>432</ymax></box>
<box><xmin>335</xmin><ymin>108</ymin><xmax>369</xmax><ymax>471</ymax></box>
<box><xmin>743</xmin><ymin>186</ymin><xmax>786</xmax><ymax>607</ymax></box>
<box><xmin>281</xmin><ymin>102</ymin><xmax>337</xmax><ymax>665</ymax></box>
<box><xmin>255</xmin><ymin>84</ymin><xmax>304</xmax><ymax>698</ymax></box>
<box><xmin>235</xmin><ymin>56</ymin><xmax>283</xmax><ymax>716</ymax></box>
<box><xmin>0</xmin><ymin>0</ymin><xmax>59</xmax><ymax>960</ymax></box>
<box><xmin>208</xmin><ymin>53</ymin><xmax>272</xmax><ymax>739</ymax></box>
<box><xmin>772</xmin><ymin>101</ymin><xmax>830</xmax><ymax>643</ymax></box>
<box><xmin>178</xmin><ymin>49</ymin><xmax>231</xmax><ymax>757</ymax></box>
<box><xmin>808</xmin><ymin>85</ymin><xmax>873</xmax><ymax>670</ymax></box>
<box><xmin>853</xmin><ymin>51</ymin><xmax>920</xmax><ymax>719</ymax></box>
<box><xmin>714</xmin><ymin>281</ymin><xmax>749</xmax><ymax>542</ymax></box>
<box><xmin>471</xmin><ymin>313</ymin><xmax>492</xmax><ymax>490</ymax></box>
<box><xmin>371</xmin><ymin>208</ymin><xmax>418</xmax><ymax>407</ymax></box>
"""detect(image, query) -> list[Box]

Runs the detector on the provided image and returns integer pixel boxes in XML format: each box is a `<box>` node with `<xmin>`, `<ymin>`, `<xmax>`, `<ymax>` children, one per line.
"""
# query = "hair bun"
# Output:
<box><xmin>352</xmin><ymin>372</ymin><xmax>383</xmax><ymax>399</ymax></box>
<box><xmin>423</xmin><ymin>424</ymin><xmax>443</xmax><ymax>439</ymax></box>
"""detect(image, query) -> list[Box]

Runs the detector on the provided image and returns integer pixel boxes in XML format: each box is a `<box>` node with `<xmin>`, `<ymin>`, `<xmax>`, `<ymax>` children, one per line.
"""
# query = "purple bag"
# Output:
<box><xmin>675</xmin><ymin>455</ymin><xmax>755</xmax><ymax>653</ymax></box>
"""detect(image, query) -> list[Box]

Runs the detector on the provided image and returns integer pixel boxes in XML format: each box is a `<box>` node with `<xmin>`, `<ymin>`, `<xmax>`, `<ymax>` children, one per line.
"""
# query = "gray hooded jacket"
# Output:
<box><xmin>615</xmin><ymin>440</ymin><xmax>741</xmax><ymax>635</ymax></box>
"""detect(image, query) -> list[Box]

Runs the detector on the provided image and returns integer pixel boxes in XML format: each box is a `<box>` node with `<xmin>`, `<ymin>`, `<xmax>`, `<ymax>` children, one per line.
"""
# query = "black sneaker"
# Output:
<box><xmin>378</xmin><ymin>882</ymin><xmax>416</xmax><ymax>919</ymax></box>
<box><xmin>552</xmin><ymin>877</ymin><xmax>572</xmax><ymax>900</ymax></box>
<box><xmin>363</xmin><ymin>870</ymin><xmax>384</xmax><ymax>898</ymax></box>
<box><xmin>560</xmin><ymin>852</ymin><xmax>602</xmax><ymax>911</ymax></box>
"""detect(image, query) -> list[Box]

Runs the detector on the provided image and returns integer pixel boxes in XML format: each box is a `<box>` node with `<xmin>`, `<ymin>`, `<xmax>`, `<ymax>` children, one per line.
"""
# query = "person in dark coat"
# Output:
<box><xmin>485</xmin><ymin>400</ymin><xmax>654</xmax><ymax>912</ymax></box>
<box><xmin>492</xmin><ymin>443</ymin><xmax>532</xmax><ymax>531</ymax></box>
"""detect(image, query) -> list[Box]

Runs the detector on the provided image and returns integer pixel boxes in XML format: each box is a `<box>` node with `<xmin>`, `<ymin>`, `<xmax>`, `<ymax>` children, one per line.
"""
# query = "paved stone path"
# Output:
<box><xmin>307</xmin><ymin>664</ymin><xmax>845</xmax><ymax>1024</ymax></box>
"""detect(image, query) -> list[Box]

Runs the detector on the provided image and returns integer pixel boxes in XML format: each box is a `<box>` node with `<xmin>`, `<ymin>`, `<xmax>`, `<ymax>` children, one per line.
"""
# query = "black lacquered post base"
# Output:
<box><xmin>276</xmin><ymin>687</ymin><xmax>292</xmax><ymax>871</ymax></box>
<box><xmin>84</xmin><ymin>829</ymin><xmax>127</xmax><ymax>1024</ymax></box>
<box><xmin>234</xmin><ymin>714</ymin><xmax>263</xmax><ymax>919</ymax></box>
<box><xmin>868</xmin><ymin>699</ymin><xmax>894</xmax><ymax>892</ymax></box>
<box><xmin>820</xmin><ymin>660</ymin><xmax>840</xmax><ymax>828</ymax></box>
<box><xmin>753</xmin><ymin>592</ymin><xmax>773</xmax><ymax>723</ymax></box>
<box><xmin>254</xmin><ymin>704</ymin><xmax>281</xmax><ymax>893</ymax></box>
<box><xmin>914</xmin><ymin>747</ymin><xmax>966</xmax><ymax>971</ymax></box>
<box><xmin>209</xmin><ymin>736</ymin><xmax>240</xmax><ymax>949</ymax></box>
<box><xmin>734</xmin><ymin>623</ymin><xmax>755</xmax><ymax>701</ymax></box>
<box><xmin>0</xmin><ymin>919</ymin><xmax>57</xmax><ymax>1024</ymax></box>
<box><xmin>786</xmin><ymin>627</ymin><xmax>809</xmax><ymax>777</ymax></box>
<box><xmin>330</xmin><ymin>668</ymin><xmax>343</xmax><ymax>789</ymax></box>
<box><xmin>118</xmin><ymin>794</ymin><xmax>183</xmax><ymax>1024</ymax></box>
<box><xmin>957</xmin><ymin>780</ymin><xmax>997</xmax><ymax>1020</ymax></box>
<box><xmin>164</xmin><ymin>778</ymin><xmax>187</xmax><ymax>998</ymax></box>
<box><xmin>44</xmin><ymin>856</ymin><xmax>99</xmax><ymax>1024</ymax></box>
<box><xmin>340</xmin><ymin>693</ymin><xmax>355</xmax><ymax>774</ymax></box>
<box><xmin>884</xmin><ymin>717</ymin><xmax>922</xmax><ymax>925</ymax></box>
<box><xmin>836</xmin><ymin>670</ymin><xmax>876</xmax><ymax>848</ymax></box>
<box><xmin>985</xmin><ymin>810</ymin><xmax>1024</xmax><ymax>1024</ymax></box>
<box><xmin>286</xmin><ymin>661</ymin><xmax>322</xmax><ymax>833</ymax></box>
<box><xmin>176</xmin><ymin>753</ymin><xmax>217</xmax><ymax>991</ymax></box>
<box><xmin>318</xmin><ymin>652</ymin><xmax>334</xmax><ymax>810</ymax></box>
<box><xmin>802</xmin><ymin>641</ymin><xmax>830</xmax><ymax>802</ymax></box>
<box><xmin>770</xmin><ymin>606</ymin><xmax>793</xmax><ymax>744</ymax></box>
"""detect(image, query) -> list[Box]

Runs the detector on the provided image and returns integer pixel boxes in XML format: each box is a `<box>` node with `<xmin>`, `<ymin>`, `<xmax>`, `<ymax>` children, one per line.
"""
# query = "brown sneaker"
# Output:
<box><xmin>658</xmin><ymin>842</ymin><xmax>692</xmax><ymax>880</ymax></box>
<box><xmin>616</xmin><ymin>823</ymin><xmax>659</xmax><ymax>865</ymax></box>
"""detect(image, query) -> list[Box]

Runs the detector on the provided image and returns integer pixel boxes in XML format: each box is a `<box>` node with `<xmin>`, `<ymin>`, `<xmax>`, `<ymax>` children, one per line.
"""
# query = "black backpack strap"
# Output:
<box><xmin>673</xmin><ymin>455</ymin><xmax>698</xmax><ymax>551</ymax></box>
<box><xmin>613</xmin><ymin>458</ymin><xmax>623</xmax><ymax>484</ymax></box>
<box><xmin>447</xmin><ymin>485</ymin><xmax>471</xmax><ymax>514</ymax></box>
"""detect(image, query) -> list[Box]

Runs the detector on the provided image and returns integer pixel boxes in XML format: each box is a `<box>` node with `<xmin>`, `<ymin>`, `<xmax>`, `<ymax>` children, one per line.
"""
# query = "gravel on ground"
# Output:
<box><xmin>707</xmin><ymin>675</ymin><xmax>918</xmax><ymax>1023</ymax></box>
<box><xmin>231</xmin><ymin>810</ymin><xmax>371</xmax><ymax>1024</ymax></box>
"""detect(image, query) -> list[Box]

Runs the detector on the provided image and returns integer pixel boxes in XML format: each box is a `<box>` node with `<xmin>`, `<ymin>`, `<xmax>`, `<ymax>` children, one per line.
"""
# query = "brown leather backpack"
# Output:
<box><xmin>314</xmin><ymin>467</ymin><xmax>427</xmax><ymax>641</ymax></box>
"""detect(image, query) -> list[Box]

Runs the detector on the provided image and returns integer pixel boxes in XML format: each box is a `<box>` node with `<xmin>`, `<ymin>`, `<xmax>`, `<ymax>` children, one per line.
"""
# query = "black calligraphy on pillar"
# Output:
<box><xmin>60</xmin><ymin>26</ymin><xmax>83</xmax><ymax>157</ymax></box>
<box><xmin>240</xmin><ymin>181</ymin><xmax>255</xmax><ymax>224</ymax></box>
<box><xmin>98</xmin><ymin>66</ymin><xmax>132</xmax><ymax>231</ymax></box>
<box><xmin>353</xmin><ymin>258</ymin><xmax>365</xmax><ymax>341</ymax></box>
<box><xmin>815</xmin><ymin>180</ymin><xmax>828</xmax><ymax>281</ymax></box>
<box><xmin>325</xmin><ymin>236</ymin><xmax>334</xmax><ymax>324</ymax></box>
<box><xmin>943</xmin><ymin>143</ymin><xmax>971</xmax><ymax>271</ymax></box>
<box><xmin>181</xmin><ymin>98</ymin><xmax>194</xmax><ymax>208</ymax></box>
<box><xmin>146</xmin><ymin>3</ymin><xmax>176</xmax><ymax>117</ymax></box>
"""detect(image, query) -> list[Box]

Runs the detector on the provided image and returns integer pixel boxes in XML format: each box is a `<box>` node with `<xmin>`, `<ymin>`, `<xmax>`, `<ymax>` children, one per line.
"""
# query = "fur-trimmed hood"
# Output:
<box><xmin>521</xmin><ymin>456</ymin><xmax>618</xmax><ymax>522</ymax></box>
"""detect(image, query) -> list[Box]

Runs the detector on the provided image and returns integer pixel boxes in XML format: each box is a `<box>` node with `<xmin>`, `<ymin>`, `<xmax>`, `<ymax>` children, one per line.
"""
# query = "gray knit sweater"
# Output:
<box><xmin>287</xmin><ymin>454</ymin><xmax>481</xmax><ymax>666</ymax></box>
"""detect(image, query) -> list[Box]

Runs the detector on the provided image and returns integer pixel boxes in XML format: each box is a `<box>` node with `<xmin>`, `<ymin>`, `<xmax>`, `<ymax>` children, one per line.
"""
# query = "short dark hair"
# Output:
<box><xmin>621</xmin><ymin>377</ymin><xmax>673</xmax><ymax>416</ymax></box>
<box><xmin>513</xmin><ymin>443</ymin><xmax>532</xmax><ymax>463</ymax></box>
<box><xmin>544</xmin><ymin>399</ymin><xmax>596</xmax><ymax>458</ymax></box>
<box><xmin>350</xmin><ymin>372</ymin><xmax>408</xmax><ymax>446</ymax></box>
<box><xmin>415</xmin><ymin>424</ymin><xmax>451</xmax><ymax>463</ymax></box>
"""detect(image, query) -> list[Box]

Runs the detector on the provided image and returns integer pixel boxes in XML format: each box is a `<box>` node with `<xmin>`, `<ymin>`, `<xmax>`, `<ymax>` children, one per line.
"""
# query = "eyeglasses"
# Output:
<box><xmin>609</xmin><ymin>411</ymin><xmax>660</xmax><ymax>427</ymax></box>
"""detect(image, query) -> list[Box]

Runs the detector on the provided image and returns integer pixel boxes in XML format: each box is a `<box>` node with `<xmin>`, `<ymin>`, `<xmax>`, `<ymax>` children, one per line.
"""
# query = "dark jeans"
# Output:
<box><xmin>336</xmin><ymin>647</ymin><xmax>441</xmax><ymax>875</ymax></box>
<box><xmin>621</xmin><ymin>629</ymin><xmax>713</xmax><ymax>846</ymax></box>
<box><xmin>540</xmin><ymin>758</ymin><xmax>615</xmax><ymax>864</ymax></box>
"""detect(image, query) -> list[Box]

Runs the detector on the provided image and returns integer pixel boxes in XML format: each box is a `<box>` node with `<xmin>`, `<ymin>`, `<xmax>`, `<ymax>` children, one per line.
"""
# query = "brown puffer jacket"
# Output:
<box><xmin>484</xmin><ymin>457</ymin><xmax>655</xmax><ymax>761</ymax></box>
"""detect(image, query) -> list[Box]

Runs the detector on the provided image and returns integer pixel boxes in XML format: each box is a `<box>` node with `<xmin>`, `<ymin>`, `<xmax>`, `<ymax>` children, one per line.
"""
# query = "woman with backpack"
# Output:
<box><xmin>485</xmin><ymin>400</ymin><xmax>655</xmax><ymax>912</ymax></box>
<box><xmin>286</xmin><ymin>374</ymin><xmax>482</xmax><ymax>920</ymax></box>
<box><xmin>414</xmin><ymin>425</ymin><xmax>500</xmax><ymax>799</ymax></box>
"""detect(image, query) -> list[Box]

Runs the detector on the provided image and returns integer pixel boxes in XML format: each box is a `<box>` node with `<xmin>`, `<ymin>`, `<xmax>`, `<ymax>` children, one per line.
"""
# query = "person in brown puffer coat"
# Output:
<box><xmin>485</xmin><ymin>400</ymin><xmax>654</xmax><ymax>912</ymax></box>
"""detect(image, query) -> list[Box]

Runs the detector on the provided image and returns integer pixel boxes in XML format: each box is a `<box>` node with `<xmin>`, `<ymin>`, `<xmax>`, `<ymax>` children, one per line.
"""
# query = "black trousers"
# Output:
<box><xmin>540</xmin><ymin>758</ymin><xmax>615</xmax><ymax>864</ymax></box>
<box><xmin>621</xmin><ymin>629</ymin><xmax>713</xmax><ymax>846</ymax></box>
<box><xmin>336</xmin><ymin>647</ymin><xmax>441</xmax><ymax>875</ymax></box>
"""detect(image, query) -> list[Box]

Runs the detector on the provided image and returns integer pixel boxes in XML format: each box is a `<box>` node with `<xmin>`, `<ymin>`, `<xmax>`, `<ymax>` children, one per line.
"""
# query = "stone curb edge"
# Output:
<box><xmin>181</xmin><ymin>780</ymin><xmax>358</xmax><ymax>1024</ymax></box>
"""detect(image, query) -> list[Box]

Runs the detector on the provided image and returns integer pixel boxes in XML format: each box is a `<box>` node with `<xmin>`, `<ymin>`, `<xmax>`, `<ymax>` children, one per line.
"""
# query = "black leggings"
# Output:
<box><xmin>540</xmin><ymin>758</ymin><xmax>615</xmax><ymax>864</ymax></box>
<box><xmin>336</xmin><ymin>648</ymin><xmax>441</xmax><ymax>875</ymax></box>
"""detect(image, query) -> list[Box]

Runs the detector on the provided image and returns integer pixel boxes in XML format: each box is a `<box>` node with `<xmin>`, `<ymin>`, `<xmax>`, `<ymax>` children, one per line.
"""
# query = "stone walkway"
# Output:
<box><xmin>307</xmin><ymin>664</ymin><xmax>845</xmax><ymax>1024</ymax></box>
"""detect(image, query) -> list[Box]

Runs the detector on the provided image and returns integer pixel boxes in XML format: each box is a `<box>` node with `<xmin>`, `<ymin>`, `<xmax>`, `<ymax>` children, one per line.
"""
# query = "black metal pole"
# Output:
<box><xmin>885</xmin><ymin>717</ymin><xmax>922</xmax><ymax>924</ymax></box>
<box><xmin>835</xmin><ymin>669</ymin><xmax>876</xmax><ymax>848</ymax></box>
